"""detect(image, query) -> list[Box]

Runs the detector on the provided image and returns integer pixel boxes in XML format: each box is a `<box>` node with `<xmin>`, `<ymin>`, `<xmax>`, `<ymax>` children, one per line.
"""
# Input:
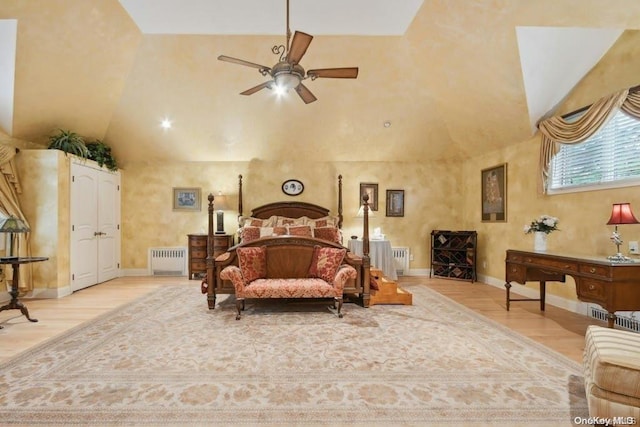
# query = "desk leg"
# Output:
<box><xmin>505</xmin><ymin>282</ymin><xmax>512</xmax><ymax>311</ymax></box>
<box><xmin>607</xmin><ymin>312</ymin><xmax>616</xmax><ymax>328</ymax></box>
<box><xmin>540</xmin><ymin>281</ymin><xmax>546</xmax><ymax>311</ymax></box>
<box><xmin>0</xmin><ymin>263</ymin><xmax>38</xmax><ymax>323</ymax></box>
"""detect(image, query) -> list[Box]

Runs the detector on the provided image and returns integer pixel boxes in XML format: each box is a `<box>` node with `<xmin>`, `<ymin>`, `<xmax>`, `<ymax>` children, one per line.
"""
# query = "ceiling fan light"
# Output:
<box><xmin>274</xmin><ymin>73</ymin><xmax>301</xmax><ymax>91</ymax></box>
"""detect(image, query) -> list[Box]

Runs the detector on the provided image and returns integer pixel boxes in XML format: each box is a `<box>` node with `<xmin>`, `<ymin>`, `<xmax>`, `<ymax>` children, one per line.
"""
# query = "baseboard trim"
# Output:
<box><xmin>123</xmin><ymin>269</ymin><xmax>151</xmax><ymax>277</ymax></box>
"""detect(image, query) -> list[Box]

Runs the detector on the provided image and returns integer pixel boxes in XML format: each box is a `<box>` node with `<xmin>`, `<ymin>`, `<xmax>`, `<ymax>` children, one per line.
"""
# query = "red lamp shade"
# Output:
<box><xmin>606</xmin><ymin>203</ymin><xmax>640</xmax><ymax>225</ymax></box>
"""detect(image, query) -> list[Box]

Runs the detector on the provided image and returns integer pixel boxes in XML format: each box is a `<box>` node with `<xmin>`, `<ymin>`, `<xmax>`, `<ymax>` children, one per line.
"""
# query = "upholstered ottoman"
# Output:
<box><xmin>583</xmin><ymin>325</ymin><xmax>640</xmax><ymax>420</ymax></box>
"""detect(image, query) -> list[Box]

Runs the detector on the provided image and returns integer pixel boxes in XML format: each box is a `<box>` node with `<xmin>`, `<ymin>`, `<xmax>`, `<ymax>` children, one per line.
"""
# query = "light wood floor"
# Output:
<box><xmin>0</xmin><ymin>275</ymin><xmax>605</xmax><ymax>364</ymax></box>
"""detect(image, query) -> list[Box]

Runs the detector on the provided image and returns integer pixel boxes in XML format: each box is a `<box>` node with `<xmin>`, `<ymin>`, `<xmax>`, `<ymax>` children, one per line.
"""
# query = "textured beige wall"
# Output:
<box><xmin>460</xmin><ymin>31</ymin><xmax>640</xmax><ymax>302</ymax></box>
<box><xmin>16</xmin><ymin>149</ymin><xmax>71</xmax><ymax>289</ymax></box>
<box><xmin>121</xmin><ymin>159</ymin><xmax>462</xmax><ymax>271</ymax></box>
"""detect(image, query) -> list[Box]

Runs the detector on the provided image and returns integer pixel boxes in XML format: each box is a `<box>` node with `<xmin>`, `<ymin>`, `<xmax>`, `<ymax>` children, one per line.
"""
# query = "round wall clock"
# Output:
<box><xmin>282</xmin><ymin>179</ymin><xmax>304</xmax><ymax>196</ymax></box>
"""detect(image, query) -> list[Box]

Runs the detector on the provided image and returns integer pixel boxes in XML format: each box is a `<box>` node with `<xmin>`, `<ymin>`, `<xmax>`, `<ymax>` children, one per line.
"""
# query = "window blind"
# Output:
<box><xmin>549</xmin><ymin>110</ymin><xmax>640</xmax><ymax>191</ymax></box>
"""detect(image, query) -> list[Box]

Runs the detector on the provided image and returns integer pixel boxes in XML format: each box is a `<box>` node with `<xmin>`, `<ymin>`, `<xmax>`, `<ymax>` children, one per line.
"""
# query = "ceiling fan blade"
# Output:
<box><xmin>287</xmin><ymin>31</ymin><xmax>313</xmax><ymax>65</ymax></box>
<box><xmin>295</xmin><ymin>83</ymin><xmax>317</xmax><ymax>104</ymax></box>
<box><xmin>307</xmin><ymin>67</ymin><xmax>359</xmax><ymax>79</ymax></box>
<box><xmin>240</xmin><ymin>81</ymin><xmax>273</xmax><ymax>96</ymax></box>
<box><xmin>218</xmin><ymin>55</ymin><xmax>271</xmax><ymax>73</ymax></box>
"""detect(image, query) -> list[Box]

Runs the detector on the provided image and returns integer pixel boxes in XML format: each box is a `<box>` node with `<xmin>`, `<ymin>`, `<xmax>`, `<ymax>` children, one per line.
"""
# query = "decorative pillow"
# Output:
<box><xmin>241</xmin><ymin>226</ymin><xmax>260</xmax><ymax>242</ymax></box>
<box><xmin>237</xmin><ymin>246</ymin><xmax>267</xmax><ymax>284</ymax></box>
<box><xmin>308</xmin><ymin>246</ymin><xmax>347</xmax><ymax>283</ymax></box>
<box><xmin>276</xmin><ymin>216</ymin><xmax>306</xmax><ymax>226</ymax></box>
<box><xmin>288</xmin><ymin>225</ymin><xmax>312</xmax><ymax>237</ymax></box>
<box><xmin>313</xmin><ymin>226</ymin><xmax>341</xmax><ymax>244</ymax></box>
<box><xmin>259</xmin><ymin>226</ymin><xmax>288</xmax><ymax>237</ymax></box>
<box><xmin>273</xmin><ymin>226</ymin><xmax>287</xmax><ymax>235</ymax></box>
<box><xmin>307</xmin><ymin>216</ymin><xmax>339</xmax><ymax>228</ymax></box>
<box><xmin>247</xmin><ymin>218</ymin><xmax>265</xmax><ymax>227</ymax></box>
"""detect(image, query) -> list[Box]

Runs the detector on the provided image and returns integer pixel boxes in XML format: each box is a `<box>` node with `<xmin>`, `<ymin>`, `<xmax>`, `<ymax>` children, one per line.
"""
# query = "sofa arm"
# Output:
<box><xmin>220</xmin><ymin>266</ymin><xmax>247</xmax><ymax>296</ymax></box>
<box><xmin>332</xmin><ymin>264</ymin><xmax>357</xmax><ymax>294</ymax></box>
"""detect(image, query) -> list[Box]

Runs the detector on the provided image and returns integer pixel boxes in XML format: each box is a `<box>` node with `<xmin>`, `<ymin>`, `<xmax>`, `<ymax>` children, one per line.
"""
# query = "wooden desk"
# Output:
<box><xmin>505</xmin><ymin>249</ymin><xmax>640</xmax><ymax>328</ymax></box>
<box><xmin>0</xmin><ymin>256</ymin><xmax>48</xmax><ymax>328</ymax></box>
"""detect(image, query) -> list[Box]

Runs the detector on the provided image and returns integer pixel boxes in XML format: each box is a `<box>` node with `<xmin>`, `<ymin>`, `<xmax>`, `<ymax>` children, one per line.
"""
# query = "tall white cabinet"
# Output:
<box><xmin>70</xmin><ymin>161</ymin><xmax>121</xmax><ymax>291</ymax></box>
<box><xmin>16</xmin><ymin>150</ymin><xmax>121</xmax><ymax>297</ymax></box>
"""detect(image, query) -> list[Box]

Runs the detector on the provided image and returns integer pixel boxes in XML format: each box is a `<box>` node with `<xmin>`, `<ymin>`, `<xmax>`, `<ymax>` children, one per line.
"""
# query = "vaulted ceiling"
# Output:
<box><xmin>2</xmin><ymin>0</ymin><xmax>640</xmax><ymax>167</ymax></box>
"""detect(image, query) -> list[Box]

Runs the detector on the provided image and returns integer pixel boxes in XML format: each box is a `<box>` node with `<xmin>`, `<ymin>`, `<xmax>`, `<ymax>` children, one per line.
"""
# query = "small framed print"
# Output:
<box><xmin>173</xmin><ymin>187</ymin><xmax>201</xmax><ymax>211</ymax></box>
<box><xmin>386</xmin><ymin>189</ymin><xmax>404</xmax><ymax>217</ymax></box>
<box><xmin>481</xmin><ymin>163</ymin><xmax>507</xmax><ymax>222</ymax></box>
<box><xmin>359</xmin><ymin>183</ymin><xmax>378</xmax><ymax>211</ymax></box>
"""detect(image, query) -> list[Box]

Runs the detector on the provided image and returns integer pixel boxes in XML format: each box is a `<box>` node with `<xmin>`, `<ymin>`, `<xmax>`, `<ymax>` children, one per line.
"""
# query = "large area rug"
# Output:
<box><xmin>0</xmin><ymin>284</ymin><xmax>588</xmax><ymax>426</ymax></box>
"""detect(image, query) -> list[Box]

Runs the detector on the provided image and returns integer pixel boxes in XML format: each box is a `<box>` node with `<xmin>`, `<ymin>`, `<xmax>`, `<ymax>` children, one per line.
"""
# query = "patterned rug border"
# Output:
<box><xmin>0</xmin><ymin>283</ymin><xmax>588</xmax><ymax>426</ymax></box>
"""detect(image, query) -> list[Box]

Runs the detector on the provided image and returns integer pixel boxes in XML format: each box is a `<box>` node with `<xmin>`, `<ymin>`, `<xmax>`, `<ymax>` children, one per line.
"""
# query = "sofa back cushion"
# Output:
<box><xmin>308</xmin><ymin>246</ymin><xmax>347</xmax><ymax>283</ymax></box>
<box><xmin>237</xmin><ymin>246</ymin><xmax>267</xmax><ymax>284</ymax></box>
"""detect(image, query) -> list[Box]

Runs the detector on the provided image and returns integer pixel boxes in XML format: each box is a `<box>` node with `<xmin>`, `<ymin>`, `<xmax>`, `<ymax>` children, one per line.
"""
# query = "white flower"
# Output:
<box><xmin>524</xmin><ymin>215</ymin><xmax>559</xmax><ymax>234</ymax></box>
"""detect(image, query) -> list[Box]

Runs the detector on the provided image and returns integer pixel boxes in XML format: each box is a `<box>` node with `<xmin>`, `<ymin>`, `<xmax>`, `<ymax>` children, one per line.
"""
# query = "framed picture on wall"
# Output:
<box><xmin>481</xmin><ymin>163</ymin><xmax>507</xmax><ymax>222</ymax></box>
<box><xmin>173</xmin><ymin>187</ymin><xmax>201</xmax><ymax>211</ymax></box>
<box><xmin>386</xmin><ymin>189</ymin><xmax>404</xmax><ymax>217</ymax></box>
<box><xmin>359</xmin><ymin>183</ymin><xmax>378</xmax><ymax>211</ymax></box>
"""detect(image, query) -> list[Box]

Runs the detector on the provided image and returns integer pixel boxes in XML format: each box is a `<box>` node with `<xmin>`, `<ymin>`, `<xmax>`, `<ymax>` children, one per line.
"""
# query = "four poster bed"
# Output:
<box><xmin>204</xmin><ymin>174</ymin><xmax>372</xmax><ymax>315</ymax></box>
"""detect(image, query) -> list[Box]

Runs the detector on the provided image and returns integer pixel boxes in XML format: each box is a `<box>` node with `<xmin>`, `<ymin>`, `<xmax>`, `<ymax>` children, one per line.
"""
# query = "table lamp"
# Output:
<box><xmin>606</xmin><ymin>202</ymin><xmax>639</xmax><ymax>261</ymax></box>
<box><xmin>215</xmin><ymin>191</ymin><xmax>229</xmax><ymax>235</ymax></box>
<box><xmin>0</xmin><ymin>215</ymin><xmax>30</xmax><ymax>259</ymax></box>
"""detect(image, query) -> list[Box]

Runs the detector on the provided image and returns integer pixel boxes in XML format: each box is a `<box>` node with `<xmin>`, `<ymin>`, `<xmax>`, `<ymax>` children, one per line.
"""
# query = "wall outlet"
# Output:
<box><xmin>482</xmin><ymin>261</ymin><xmax>487</xmax><ymax>269</ymax></box>
<box><xmin>629</xmin><ymin>241</ymin><xmax>639</xmax><ymax>254</ymax></box>
<box><xmin>409</xmin><ymin>254</ymin><xmax>414</xmax><ymax>261</ymax></box>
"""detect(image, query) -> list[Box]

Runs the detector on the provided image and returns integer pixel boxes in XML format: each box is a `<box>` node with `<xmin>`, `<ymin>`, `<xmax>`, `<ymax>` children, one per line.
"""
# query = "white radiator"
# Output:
<box><xmin>148</xmin><ymin>247</ymin><xmax>187</xmax><ymax>276</ymax></box>
<box><xmin>392</xmin><ymin>247</ymin><xmax>410</xmax><ymax>276</ymax></box>
<box><xmin>589</xmin><ymin>305</ymin><xmax>640</xmax><ymax>333</ymax></box>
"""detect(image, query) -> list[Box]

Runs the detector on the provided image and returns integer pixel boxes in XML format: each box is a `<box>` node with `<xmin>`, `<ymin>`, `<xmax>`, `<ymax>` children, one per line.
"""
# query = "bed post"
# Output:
<box><xmin>206</xmin><ymin>194</ymin><xmax>216</xmax><ymax>309</ymax></box>
<box><xmin>337</xmin><ymin>174</ymin><xmax>343</xmax><ymax>229</ymax></box>
<box><xmin>238</xmin><ymin>174</ymin><xmax>243</xmax><ymax>226</ymax></box>
<box><xmin>361</xmin><ymin>194</ymin><xmax>371</xmax><ymax>308</ymax></box>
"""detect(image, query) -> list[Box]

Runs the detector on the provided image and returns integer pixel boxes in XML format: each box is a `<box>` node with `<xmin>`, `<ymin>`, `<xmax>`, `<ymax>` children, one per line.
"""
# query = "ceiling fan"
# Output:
<box><xmin>218</xmin><ymin>0</ymin><xmax>359</xmax><ymax>104</ymax></box>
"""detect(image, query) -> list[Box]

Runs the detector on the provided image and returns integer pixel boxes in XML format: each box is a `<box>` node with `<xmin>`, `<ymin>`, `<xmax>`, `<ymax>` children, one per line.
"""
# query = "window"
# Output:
<box><xmin>548</xmin><ymin>109</ymin><xmax>640</xmax><ymax>192</ymax></box>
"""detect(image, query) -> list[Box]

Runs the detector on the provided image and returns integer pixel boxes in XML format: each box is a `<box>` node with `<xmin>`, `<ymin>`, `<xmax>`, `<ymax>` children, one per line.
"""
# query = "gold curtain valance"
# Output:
<box><xmin>537</xmin><ymin>88</ymin><xmax>640</xmax><ymax>193</ymax></box>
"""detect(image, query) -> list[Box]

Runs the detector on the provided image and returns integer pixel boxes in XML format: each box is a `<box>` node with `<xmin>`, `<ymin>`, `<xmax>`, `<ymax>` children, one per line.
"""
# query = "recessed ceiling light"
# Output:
<box><xmin>383</xmin><ymin>121</ymin><xmax>391</xmax><ymax>128</ymax></box>
<box><xmin>161</xmin><ymin>119</ymin><xmax>172</xmax><ymax>129</ymax></box>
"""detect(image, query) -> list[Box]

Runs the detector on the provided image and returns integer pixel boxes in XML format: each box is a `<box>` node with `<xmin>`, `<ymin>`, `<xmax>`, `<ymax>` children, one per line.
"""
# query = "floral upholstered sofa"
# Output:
<box><xmin>218</xmin><ymin>237</ymin><xmax>357</xmax><ymax>320</ymax></box>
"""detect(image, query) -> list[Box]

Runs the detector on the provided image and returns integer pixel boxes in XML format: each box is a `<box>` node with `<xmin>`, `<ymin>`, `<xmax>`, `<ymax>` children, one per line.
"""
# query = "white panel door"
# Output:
<box><xmin>97</xmin><ymin>171</ymin><xmax>120</xmax><ymax>283</ymax></box>
<box><xmin>70</xmin><ymin>162</ymin><xmax>121</xmax><ymax>291</ymax></box>
<box><xmin>70</xmin><ymin>163</ymin><xmax>99</xmax><ymax>291</ymax></box>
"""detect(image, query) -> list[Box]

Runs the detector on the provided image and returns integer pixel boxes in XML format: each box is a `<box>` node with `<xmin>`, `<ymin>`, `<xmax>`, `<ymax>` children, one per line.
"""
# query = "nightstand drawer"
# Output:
<box><xmin>191</xmin><ymin>249</ymin><xmax>207</xmax><ymax>259</ymax></box>
<box><xmin>190</xmin><ymin>238</ymin><xmax>207</xmax><ymax>248</ymax></box>
<box><xmin>191</xmin><ymin>260</ymin><xmax>207</xmax><ymax>271</ymax></box>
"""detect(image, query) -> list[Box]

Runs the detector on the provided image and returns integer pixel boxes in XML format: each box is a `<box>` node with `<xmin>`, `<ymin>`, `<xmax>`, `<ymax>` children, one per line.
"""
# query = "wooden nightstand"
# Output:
<box><xmin>187</xmin><ymin>234</ymin><xmax>233</xmax><ymax>279</ymax></box>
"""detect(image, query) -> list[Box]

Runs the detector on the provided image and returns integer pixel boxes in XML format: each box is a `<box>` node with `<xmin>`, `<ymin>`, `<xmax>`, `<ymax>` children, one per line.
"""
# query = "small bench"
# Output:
<box><xmin>583</xmin><ymin>325</ymin><xmax>640</xmax><ymax>419</ymax></box>
<box><xmin>219</xmin><ymin>243</ymin><xmax>357</xmax><ymax>319</ymax></box>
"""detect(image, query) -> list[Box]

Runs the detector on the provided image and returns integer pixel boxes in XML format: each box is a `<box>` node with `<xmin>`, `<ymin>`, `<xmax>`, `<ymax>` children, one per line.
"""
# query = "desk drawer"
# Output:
<box><xmin>579</xmin><ymin>264</ymin><xmax>611</xmax><ymax>278</ymax></box>
<box><xmin>506</xmin><ymin>253</ymin><xmax>523</xmax><ymax>263</ymax></box>
<box><xmin>523</xmin><ymin>256</ymin><xmax>577</xmax><ymax>273</ymax></box>
<box><xmin>577</xmin><ymin>279</ymin><xmax>606</xmax><ymax>302</ymax></box>
<box><xmin>506</xmin><ymin>264</ymin><xmax>526</xmax><ymax>284</ymax></box>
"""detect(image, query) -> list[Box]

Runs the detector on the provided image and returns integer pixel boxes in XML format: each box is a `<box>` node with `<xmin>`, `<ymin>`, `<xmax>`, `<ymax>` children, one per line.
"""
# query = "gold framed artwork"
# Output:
<box><xmin>359</xmin><ymin>183</ymin><xmax>378</xmax><ymax>211</ymax></box>
<box><xmin>173</xmin><ymin>187</ymin><xmax>201</xmax><ymax>211</ymax></box>
<box><xmin>386</xmin><ymin>189</ymin><xmax>404</xmax><ymax>217</ymax></box>
<box><xmin>481</xmin><ymin>163</ymin><xmax>507</xmax><ymax>222</ymax></box>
